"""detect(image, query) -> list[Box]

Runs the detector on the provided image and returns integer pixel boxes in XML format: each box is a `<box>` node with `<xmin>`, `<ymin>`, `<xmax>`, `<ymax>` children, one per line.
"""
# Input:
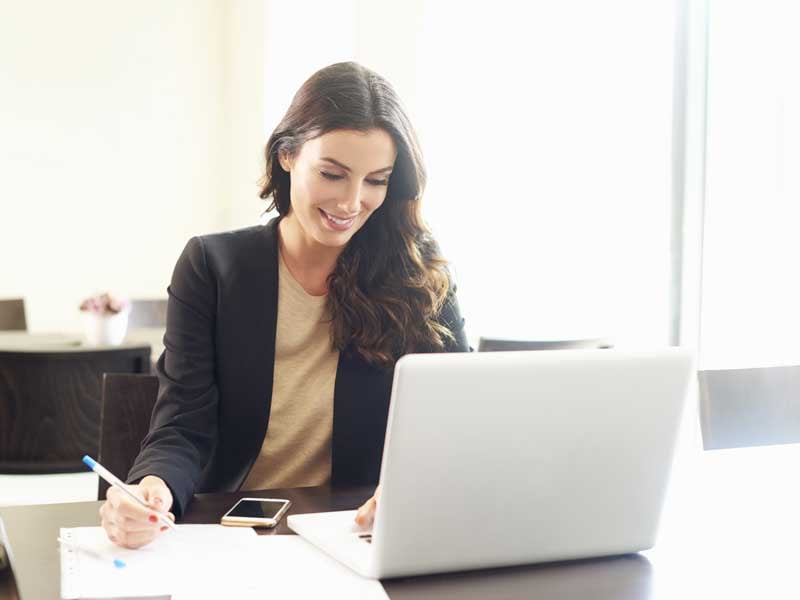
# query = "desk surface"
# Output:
<box><xmin>3</xmin><ymin>444</ymin><xmax>800</xmax><ymax>599</ymax></box>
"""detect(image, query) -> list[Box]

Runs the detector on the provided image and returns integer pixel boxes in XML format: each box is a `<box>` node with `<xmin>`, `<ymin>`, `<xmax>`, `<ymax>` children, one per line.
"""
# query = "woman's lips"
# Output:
<box><xmin>319</xmin><ymin>208</ymin><xmax>356</xmax><ymax>231</ymax></box>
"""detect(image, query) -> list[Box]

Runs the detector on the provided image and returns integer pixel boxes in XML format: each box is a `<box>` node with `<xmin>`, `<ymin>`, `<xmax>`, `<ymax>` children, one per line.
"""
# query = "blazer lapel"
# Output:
<box><xmin>332</xmin><ymin>349</ymin><xmax>394</xmax><ymax>485</ymax></box>
<box><xmin>224</xmin><ymin>217</ymin><xmax>281</xmax><ymax>490</ymax></box>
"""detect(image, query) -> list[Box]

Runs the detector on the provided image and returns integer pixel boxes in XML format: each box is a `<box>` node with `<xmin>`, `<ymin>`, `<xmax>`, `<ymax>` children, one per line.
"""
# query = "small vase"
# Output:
<box><xmin>82</xmin><ymin>309</ymin><xmax>130</xmax><ymax>346</ymax></box>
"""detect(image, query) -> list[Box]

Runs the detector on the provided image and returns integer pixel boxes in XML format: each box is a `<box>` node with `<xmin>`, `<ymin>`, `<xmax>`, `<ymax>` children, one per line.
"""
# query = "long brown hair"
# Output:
<box><xmin>259</xmin><ymin>62</ymin><xmax>454</xmax><ymax>368</ymax></box>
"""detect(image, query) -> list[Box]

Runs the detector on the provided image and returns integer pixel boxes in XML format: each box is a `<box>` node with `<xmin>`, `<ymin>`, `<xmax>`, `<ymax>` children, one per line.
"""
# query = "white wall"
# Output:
<box><xmin>226</xmin><ymin>0</ymin><xmax>269</xmax><ymax>231</ymax></box>
<box><xmin>0</xmin><ymin>0</ymin><xmax>266</xmax><ymax>332</ymax></box>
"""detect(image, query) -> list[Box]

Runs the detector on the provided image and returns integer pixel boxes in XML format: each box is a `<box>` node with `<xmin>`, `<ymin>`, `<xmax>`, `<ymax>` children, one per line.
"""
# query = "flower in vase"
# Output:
<box><xmin>79</xmin><ymin>293</ymin><xmax>130</xmax><ymax>315</ymax></box>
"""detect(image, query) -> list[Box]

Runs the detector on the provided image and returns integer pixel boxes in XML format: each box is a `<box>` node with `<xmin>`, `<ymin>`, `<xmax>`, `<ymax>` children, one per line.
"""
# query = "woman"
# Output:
<box><xmin>99</xmin><ymin>61</ymin><xmax>469</xmax><ymax>549</ymax></box>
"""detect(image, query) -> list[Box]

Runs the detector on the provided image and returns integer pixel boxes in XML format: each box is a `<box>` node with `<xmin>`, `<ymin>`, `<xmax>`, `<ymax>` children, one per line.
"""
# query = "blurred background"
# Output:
<box><xmin>0</xmin><ymin>0</ymin><xmax>798</xmax><ymax>424</ymax></box>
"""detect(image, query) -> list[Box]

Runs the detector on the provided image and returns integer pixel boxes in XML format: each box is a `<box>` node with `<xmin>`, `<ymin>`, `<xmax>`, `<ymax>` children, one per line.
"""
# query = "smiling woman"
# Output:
<box><xmin>261</xmin><ymin>62</ymin><xmax>460</xmax><ymax>367</ymax></box>
<box><xmin>276</xmin><ymin>129</ymin><xmax>397</xmax><ymax>285</ymax></box>
<box><xmin>97</xmin><ymin>61</ymin><xmax>470</xmax><ymax>549</ymax></box>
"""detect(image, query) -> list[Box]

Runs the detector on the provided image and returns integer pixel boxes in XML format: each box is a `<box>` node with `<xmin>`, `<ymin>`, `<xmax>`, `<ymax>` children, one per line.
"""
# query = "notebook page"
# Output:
<box><xmin>60</xmin><ymin>525</ymin><xmax>257</xmax><ymax>600</ymax></box>
<box><xmin>60</xmin><ymin>526</ymin><xmax>387</xmax><ymax>600</ymax></box>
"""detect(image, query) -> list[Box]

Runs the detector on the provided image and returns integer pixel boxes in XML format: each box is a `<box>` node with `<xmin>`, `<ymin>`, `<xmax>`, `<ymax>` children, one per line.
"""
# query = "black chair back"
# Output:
<box><xmin>477</xmin><ymin>337</ymin><xmax>613</xmax><ymax>352</ymax></box>
<box><xmin>0</xmin><ymin>300</ymin><xmax>26</xmax><ymax>332</ymax></box>
<box><xmin>97</xmin><ymin>374</ymin><xmax>158</xmax><ymax>500</ymax></box>
<box><xmin>698</xmin><ymin>365</ymin><xmax>800</xmax><ymax>449</ymax></box>
<box><xmin>0</xmin><ymin>346</ymin><xmax>150</xmax><ymax>473</ymax></box>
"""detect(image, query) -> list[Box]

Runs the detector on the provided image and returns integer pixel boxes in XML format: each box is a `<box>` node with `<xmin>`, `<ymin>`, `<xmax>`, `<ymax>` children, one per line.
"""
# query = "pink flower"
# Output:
<box><xmin>79</xmin><ymin>293</ymin><xmax>130</xmax><ymax>315</ymax></box>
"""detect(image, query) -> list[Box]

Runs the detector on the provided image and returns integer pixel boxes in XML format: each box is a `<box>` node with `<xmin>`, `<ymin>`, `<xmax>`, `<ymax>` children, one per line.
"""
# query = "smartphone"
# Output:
<box><xmin>220</xmin><ymin>497</ymin><xmax>292</xmax><ymax>528</ymax></box>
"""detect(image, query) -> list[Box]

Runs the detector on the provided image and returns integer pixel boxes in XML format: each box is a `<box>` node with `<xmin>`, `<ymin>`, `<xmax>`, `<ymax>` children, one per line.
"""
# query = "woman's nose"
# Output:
<box><xmin>338</xmin><ymin>181</ymin><xmax>362</xmax><ymax>214</ymax></box>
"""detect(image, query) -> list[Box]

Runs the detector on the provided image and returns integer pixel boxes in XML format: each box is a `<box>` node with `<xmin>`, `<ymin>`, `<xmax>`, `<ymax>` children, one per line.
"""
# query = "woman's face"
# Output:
<box><xmin>280</xmin><ymin>128</ymin><xmax>398</xmax><ymax>249</ymax></box>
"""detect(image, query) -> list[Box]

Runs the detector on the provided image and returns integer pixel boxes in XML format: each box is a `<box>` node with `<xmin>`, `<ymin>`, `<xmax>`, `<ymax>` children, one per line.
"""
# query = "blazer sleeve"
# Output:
<box><xmin>126</xmin><ymin>236</ymin><xmax>219</xmax><ymax>517</ymax></box>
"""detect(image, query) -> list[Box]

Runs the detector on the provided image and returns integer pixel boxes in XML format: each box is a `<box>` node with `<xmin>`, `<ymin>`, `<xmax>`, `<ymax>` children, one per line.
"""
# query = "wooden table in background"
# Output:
<box><xmin>0</xmin><ymin>329</ymin><xmax>165</xmax><ymax>363</ymax></box>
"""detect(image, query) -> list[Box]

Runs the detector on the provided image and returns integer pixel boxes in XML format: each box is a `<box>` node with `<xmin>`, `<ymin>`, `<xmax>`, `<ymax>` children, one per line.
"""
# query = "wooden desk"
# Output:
<box><xmin>2</xmin><ymin>445</ymin><xmax>800</xmax><ymax>599</ymax></box>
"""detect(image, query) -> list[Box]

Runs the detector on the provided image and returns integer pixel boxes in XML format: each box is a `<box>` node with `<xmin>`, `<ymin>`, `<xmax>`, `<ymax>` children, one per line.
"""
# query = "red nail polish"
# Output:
<box><xmin>160</xmin><ymin>526</ymin><xmax>168</xmax><ymax>532</ymax></box>
<box><xmin>149</xmin><ymin>515</ymin><xmax>158</xmax><ymax>523</ymax></box>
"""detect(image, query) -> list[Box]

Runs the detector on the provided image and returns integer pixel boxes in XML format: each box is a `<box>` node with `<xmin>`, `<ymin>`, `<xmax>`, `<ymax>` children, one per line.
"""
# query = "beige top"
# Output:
<box><xmin>241</xmin><ymin>249</ymin><xmax>339</xmax><ymax>490</ymax></box>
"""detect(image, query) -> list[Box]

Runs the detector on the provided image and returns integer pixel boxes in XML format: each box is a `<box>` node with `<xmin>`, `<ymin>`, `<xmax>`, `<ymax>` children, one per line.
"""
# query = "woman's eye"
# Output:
<box><xmin>321</xmin><ymin>171</ymin><xmax>387</xmax><ymax>186</ymax></box>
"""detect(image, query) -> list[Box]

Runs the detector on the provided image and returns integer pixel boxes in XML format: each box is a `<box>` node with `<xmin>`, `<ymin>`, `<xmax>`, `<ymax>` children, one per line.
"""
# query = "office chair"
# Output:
<box><xmin>0</xmin><ymin>299</ymin><xmax>27</xmax><ymax>331</ymax></box>
<box><xmin>128</xmin><ymin>299</ymin><xmax>168</xmax><ymax>329</ymax></box>
<box><xmin>0</xmin><ymin>346</ymin><xmax>150</xmax><ymax>473</ymax></box>
<box><xmin>698</xmin><ymin>365</ymin><xmax>800</xmax><ymax>449</ymax></box>
<box><xmin>97</xmin><ymin>373</ymin><xmax>159</xmax><ymax>500</ymax></box>
<box><xmin>477</xmin><ymin>337</ymin><xmax>614</xmax><ymax>352</ymax></box>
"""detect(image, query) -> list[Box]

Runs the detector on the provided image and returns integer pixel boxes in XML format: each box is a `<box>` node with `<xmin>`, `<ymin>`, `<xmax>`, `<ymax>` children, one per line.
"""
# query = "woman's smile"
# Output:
<box><xmin>319</xmin><ymin>208</ymin><xmax>357</xmax><ymax>231</ymax></box>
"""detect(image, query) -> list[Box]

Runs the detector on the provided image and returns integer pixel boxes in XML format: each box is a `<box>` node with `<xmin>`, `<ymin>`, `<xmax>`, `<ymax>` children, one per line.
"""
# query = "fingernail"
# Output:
<box><xmin>149</xmin><ymin>515</ymin><xmax>158</xmax><ymax>523</ymax></box>
<box><xmin>160</xmin><ymin>526</ymin><xmax>168</xmax><ymax>532</ymax></box>
<box><xmin>153</xmin><ymin>497</ymin><xmax>163</xmax><ymax>505</ymax></box>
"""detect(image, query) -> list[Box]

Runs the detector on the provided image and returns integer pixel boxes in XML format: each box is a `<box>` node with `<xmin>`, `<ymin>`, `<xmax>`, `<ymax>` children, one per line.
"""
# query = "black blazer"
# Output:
<box><xmin>127</xmin><ymin>217</ymin><xmax>469</xmax><ymax>516</ymax></box>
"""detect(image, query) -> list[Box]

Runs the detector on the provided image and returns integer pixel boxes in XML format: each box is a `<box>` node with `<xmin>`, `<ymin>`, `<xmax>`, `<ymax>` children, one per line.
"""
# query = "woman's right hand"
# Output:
<box><xmin>99</xmin><ymin>475</ymin><xmax>175</xmax><ymax>549</ymax></box>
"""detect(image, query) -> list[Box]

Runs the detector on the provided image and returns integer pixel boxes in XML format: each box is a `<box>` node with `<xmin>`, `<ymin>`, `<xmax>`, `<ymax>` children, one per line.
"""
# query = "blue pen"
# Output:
<box><xmin>58</xmin><ymin>536</ymin><xmax>127</xmax><ymax>568</ymax></box>
<box><xmin>82</xmin><ymin>455</ymin><xmax>177</xmax><ymax>531</ymax></box>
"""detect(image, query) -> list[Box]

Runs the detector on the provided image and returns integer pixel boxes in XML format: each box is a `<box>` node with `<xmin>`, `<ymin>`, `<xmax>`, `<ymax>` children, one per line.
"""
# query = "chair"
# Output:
<box><xmin>0</xmin><ymin>299</ymin><xmax>26</xmax><ymax>331</ymax></box>
<box><xmin>477</xmin><ymin>337</ymin><xmax>614</xmax><ymax>352</ymax></box>
<box><xmin>698</xmin><ymin>365</ymin><xmax>800</xmax><ymax>450</ymax></box>
<box><xmin>128</xmin><ymin>299</ymin><xmax>167</xmax><ymax>329</ymax></box>
<box><xmin>0</xmin><ymin>346</ymin><xmax>151</xmax><ymax>473</ymax></box>
<box><xmin>97</xmin><ymin>374</ymin><xmax>158</xmax><ymax>500</ymax></box>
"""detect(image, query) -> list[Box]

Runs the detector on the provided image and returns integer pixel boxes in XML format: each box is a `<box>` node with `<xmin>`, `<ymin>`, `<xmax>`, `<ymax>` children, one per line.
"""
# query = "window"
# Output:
<box><xmin>700</xmin><ymin>0</ymin><xmax>800</xmax><ymax>368</ymax></box>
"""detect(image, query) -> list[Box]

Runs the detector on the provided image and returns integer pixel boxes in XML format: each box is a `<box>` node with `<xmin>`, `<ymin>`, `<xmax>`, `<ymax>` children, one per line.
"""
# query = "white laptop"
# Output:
<box><xmin>288</xmin><ymin>348</ymin><xmax>694</xmax><ymax>579</ymax></box>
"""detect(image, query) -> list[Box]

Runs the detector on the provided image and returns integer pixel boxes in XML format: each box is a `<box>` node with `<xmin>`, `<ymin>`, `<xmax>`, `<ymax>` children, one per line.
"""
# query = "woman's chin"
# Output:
<box><xmin>312</xmin><ymin>226</ymin><xmax>355</xmax><ymax>248</ymax></box>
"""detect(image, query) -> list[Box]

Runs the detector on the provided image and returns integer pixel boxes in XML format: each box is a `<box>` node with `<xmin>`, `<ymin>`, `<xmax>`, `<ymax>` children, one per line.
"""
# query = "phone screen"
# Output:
<box><xmin>227</xmin><ymin>499</ymin><xmax>287</xmax><ymax>519</ymax></box>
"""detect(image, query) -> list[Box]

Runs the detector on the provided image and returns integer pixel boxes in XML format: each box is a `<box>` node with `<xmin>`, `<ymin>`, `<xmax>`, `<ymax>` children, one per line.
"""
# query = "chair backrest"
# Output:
<box><xmin>0</xmin><ymin>299</ymin><xmax>26</xmax><ymax>331</ymax></box>
<box><xmin>477</xmin><ymin>337</ymin><xmax>614</xmax><ymax>352</ymax></box>
<box><xmin>698</xmin><ymin>365</ymin><xmax>800</xmax><ymax>449</ymax></box>
<box><xmin>0</xmin><ymin>346</ymin><xmax>151</xmax><ymax>473</ymax></box>
<box><xmin>128</xmin><ymin>299</ymin><xmax>167</xmax><ymax>329</ymax></box>
<box><xmin>97</xmin><ymin>374</ymin><xmax>158</xmax><ymax>500</ymax></box>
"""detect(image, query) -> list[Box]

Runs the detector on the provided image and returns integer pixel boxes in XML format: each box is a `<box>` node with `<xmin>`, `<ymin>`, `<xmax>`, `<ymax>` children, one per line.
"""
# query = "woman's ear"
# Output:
<box><xmin>278</xmin><ymin>152</ymin><xmax>292</xmax><ymax>173</ymax></box>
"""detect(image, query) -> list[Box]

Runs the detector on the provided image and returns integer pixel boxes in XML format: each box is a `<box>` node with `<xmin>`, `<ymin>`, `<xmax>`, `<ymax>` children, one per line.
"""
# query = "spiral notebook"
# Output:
<box><xmin>59</xmin><ymin>524</ymin><xmax>387</xmax><ymax>600</ymax></box>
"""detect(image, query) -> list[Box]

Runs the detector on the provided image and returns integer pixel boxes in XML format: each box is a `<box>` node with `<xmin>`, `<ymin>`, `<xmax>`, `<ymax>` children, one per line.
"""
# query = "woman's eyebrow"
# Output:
<box><xmin>320</xmin><ymin>157</ymin><xmax>393</xmax><ymax>175</ymax></box>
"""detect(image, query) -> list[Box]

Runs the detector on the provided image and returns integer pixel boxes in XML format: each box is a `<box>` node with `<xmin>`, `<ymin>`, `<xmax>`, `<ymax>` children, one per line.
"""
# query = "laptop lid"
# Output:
<box><xmin>369</xmin><ymin>348</ymin><xmax>694</xmax><ymax>578</ymax></box>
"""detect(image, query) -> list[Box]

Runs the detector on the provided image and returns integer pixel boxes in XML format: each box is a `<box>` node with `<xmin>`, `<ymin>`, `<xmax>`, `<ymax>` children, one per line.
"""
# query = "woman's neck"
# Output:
<box><xmin>278</xmin><ymin>214</ymin><xmax>342</xmax><ymax>295</ymax></box>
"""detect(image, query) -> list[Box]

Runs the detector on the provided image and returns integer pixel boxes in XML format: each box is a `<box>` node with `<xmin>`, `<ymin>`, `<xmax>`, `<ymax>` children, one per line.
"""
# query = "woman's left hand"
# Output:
<box><xmin>355</xmin><ymin>485</ymin><xmax>381</xmax><ymax>529</ymax></box>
